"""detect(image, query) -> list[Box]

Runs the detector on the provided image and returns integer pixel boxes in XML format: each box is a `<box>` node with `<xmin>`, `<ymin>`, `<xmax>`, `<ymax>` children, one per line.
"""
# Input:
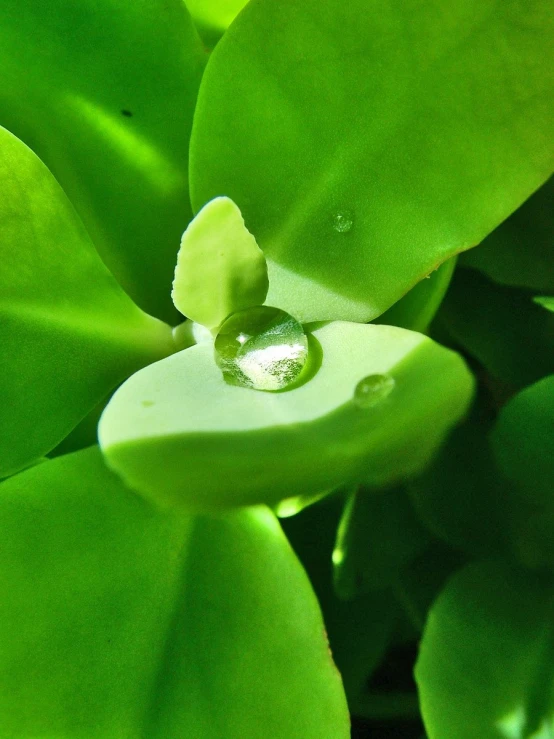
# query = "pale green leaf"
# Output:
<box><xmin>99</xmin><ymin>322</ymin><xmax>473</xmax><ymax>509</ymax></box>
<box><xmin>172</xmin><ymin>196</ymin><xmax>268</xmax><ymax>329</ymax></box>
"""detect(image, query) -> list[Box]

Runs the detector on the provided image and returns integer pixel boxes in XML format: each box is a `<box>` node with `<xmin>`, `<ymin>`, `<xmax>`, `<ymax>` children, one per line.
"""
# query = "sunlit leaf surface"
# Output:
<box><xmin>191</xmin><ymin>0</ymin><xmax>554</xmax><ymax>322</ymax></box>
<box><xmin>0</xmin><ymin>127</ymin><xmax>173</xmax><ymax>478</ymax></box>
<box><xmin>0</xmin><ymin>448</ymin><xmax>349</xmax><ymax>738</ymax></box>
<box><xmin>0</xmin><ymin>0</ymin><xmax>206</xmax><ymax>321</ymax></box>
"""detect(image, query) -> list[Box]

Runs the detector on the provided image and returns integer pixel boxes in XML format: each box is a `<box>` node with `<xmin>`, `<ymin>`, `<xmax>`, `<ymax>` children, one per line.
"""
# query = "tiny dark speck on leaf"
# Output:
<box><xmin>121</xmin><ymin>109</ymin><xmax>133</xmax><ymax>117</ymax></box>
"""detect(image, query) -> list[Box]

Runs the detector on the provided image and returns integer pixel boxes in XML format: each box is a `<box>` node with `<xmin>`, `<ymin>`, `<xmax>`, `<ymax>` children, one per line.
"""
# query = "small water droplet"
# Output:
<box><xmin>332</xmin><ymin>210</ymin><xmax>353</xmax><ymax>233</ymax></box>
<box><xmin>353</xmin><ymin>374</ymin><xmax>395</xmax><ymax>408</ymax></box>
<box><xmin>214</xmin><ymin>306</ymin><xmax>309</xmax><ymax>391</ymax></box>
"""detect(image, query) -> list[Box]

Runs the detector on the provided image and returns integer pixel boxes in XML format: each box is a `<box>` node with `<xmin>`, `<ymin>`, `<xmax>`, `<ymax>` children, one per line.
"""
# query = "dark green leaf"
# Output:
<box><xmin>416</xmin><ymin>560</ymin><xmax>554</xmax><ymax>738</ymax></box>
<box><xmin>0</xmin><ymin>448</ymin><xmax>349</xmax><ymax>738</ymax></box>
<box><xmin>492</xmin><ymin>375</ymin><xmax>554</xmax><ymax>509</ymax></box>
<box><xmin>438</xmin><ymin>268</ymin><xmax>554</xmax><ymax>389</ymax></box>
<box><xmin>334</xmin><ymin>486</ymin><xmax>431</xmax><ymax>599</ymax></box>
<box><xmin>282</xmin><ymin>498</ymin><xmax>399</xmax><ymax>705</ymax></box>
<box><xmin>0</xmin><ymin>127</ymin><xmax>174</xmax><ymax>479</ymax></box>
<box><xmin>0</xmin><ymin>0</ymin><xmax>206</xmax><ymax>321</ymax></box>
<box><xmin>461</xmin><ymin>177</ymin><xmax>554</xmax><ymax>294</ymax></box>
<box><xmin>375</xmin><ymin>259</ymin><xmax>456</xmax><ymax>334</ymax></box>
<box><xmin>407</xmin><ymin>402</ymin><xmax>512</xmax><ymax>558</ymax></box>
<box><xmin>190</xmin><ymin>0</ymin><xmax>554</xmax><ymax>323</ymax></box>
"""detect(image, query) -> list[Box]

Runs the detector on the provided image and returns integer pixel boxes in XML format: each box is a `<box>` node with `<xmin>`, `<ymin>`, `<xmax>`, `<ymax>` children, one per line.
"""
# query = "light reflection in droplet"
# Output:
<box><xmin>214</xmin><ymin>306</ymin><xmax>309</xmax><ymax>391</ymax></box>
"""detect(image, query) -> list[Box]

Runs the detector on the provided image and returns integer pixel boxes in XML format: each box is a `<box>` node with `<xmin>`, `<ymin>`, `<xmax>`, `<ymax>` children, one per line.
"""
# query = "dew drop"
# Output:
<box><xmin>332</xmin><ymin>210</ymin><xmax>354</xmax><ymax>233</ymax></box>
<box><xmin>214</xmin><ymin>306</ymin><xmax>309</xmax><ymax>391</ymax></box>
<box><xmin>353</xmin><ymin>374</ymin><xmax>395</xmax><ymax>408</ymax></box>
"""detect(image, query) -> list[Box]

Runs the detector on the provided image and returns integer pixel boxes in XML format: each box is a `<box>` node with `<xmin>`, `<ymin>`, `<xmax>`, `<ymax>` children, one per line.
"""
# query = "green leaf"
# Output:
<box><xmin>416</xmin><ymin>560</ymin><xmax>554</xmax><ymax>739</ymax></box>
<box><xmin>99</xmin><ymin>321</ymin><xmax>474</xmax><ymax>509</ymax></box>
<box><xmin>172</xmin><ymin>196</ymin><xmax>268</xmax><ymax>329</ymax></box>
<box><xmin>437</xmin><ymin>268</ymin><xmax>554</xmax><ymax>389</ymax></box>
<box><xmin>534</xmin><ymin>296</ymin><xmax>554</xmax><ymax>313</ymax></box>
<box><xmin>407</xmin><ymin>402</ymin><xmax>512</xmax><ymax>558</ymax></box>
<box><xmin>0</xmin><ymin>0</ymin><xmax>206</xmax><ymax>321</ymax></box>
<box><xmin>0</xmin><ymin>448</ymin><xmax>349</xmax><ymax>738</ymax></box>
<box><xmin>0</xmin><ymin>127</ymin><xmax>174</xmax><ymax>479</ymax></box>
<box><xmin>190</xmin><ymin>0</ymin><xmax>554</xmax><ymax>323</ymax></box>
<box><xmin>375</xmin><ymin>259</ymin><xmax>457</xmax><ymax>334</ymax></box>
<box><xmin>282</xmin><ymin>498</ymin><xmax>399</xmax><ymax>705</ymax></box>
<box><xmin>333</xmin><ymin>486</ymin><xmax>431</xmax><ymax>599</ymax></box>
<box><xmin>461</xmin><ymin>176</ymin><xmax>554</xmax><ymax>294</ymax></box>
<box><xmin>492</xmin><ymin>375</ymin><xmax>554</xmax><ymax>509</ymax></box>
<box><xmin>185</xmin><ymin>0</ymin><xmax>249</xmax><ymax>47</ymax></box>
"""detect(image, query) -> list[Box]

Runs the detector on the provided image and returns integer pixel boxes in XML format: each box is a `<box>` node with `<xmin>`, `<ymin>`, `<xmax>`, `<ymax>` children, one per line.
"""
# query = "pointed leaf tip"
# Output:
<box><xmin>172</xmin><ymin>196</ymin><xmax>269</xmax><ymax>329</ymax></box>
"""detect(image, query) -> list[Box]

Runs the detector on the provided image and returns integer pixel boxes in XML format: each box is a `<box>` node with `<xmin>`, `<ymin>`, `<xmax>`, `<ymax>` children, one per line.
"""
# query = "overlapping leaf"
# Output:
<box><xmin>0</xmin><ymin>0</ymin><xmax>206</xmax><ymax>321</ymax></box>
<box><xmin>0</xmin><ymin>127</ymin><xmax>174</xmax><ymax>478</ymax></box>
<box><xmin>0</xmin><ymin>448</ymin><xmax>349</xmax><ymax>738</ymax></box>
<box><xmin>185</xmin><ymin>0</ymin><xmax>250</xmax><ymax>46</ymax></box>
<box><xmin>438</xmin><ymin>268</ymin><xmax>554</xmax><ymax>389</ymax></box>
<box><xmin>416</xmin><ymin>560</ymin><xmax>554</xmax><ymax>738</ymax></box>
<box><xmin>191</xmin><ymin>0</ymin><xmax>554</xmax><ymax>323</ymax></box>
<box><xmin>461</xmin><ymin>177</ymin><xmax>554</xmax><ymax>294</ymax></box>
<box><xmin>99</xmin><ymin>322</ymin><xmax>473</xmax><ymax>509</ymax></box>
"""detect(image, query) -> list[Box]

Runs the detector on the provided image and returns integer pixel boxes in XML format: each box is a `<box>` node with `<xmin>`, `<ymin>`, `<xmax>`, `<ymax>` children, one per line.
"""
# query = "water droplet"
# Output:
<box><xmin>214</xmin><ymin>306</ymin><xmax>309</xmax><ymax>391</ymax></box>
<box><xmin>353</xmin><ymin>374</ymin><xmax>395</xmax><ymax>408</ymax></box>
<box><xmin>332</xmin><ymin>210</ymin><xmax>353</xmax><ymax>233</ymax></box>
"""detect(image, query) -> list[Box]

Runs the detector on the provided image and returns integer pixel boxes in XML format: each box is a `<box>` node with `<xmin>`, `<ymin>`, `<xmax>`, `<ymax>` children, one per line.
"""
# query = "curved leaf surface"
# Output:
<box><xmin>461</xmin><ymin>176</ymin><xmax>554</xmax><ymax>294</ymax></box>
<box><xmin>185</xmin><ymin>0</ymin><xmax>250</xmax><ymax>46</ymax></box>
<box><xmin>0</xmin><ymin>448</ymin><xmax>349</xmax><ymax>738</ymax></box>
<box><xmin>375</xmin><ymin>259</ymin><xmax>456</xmax><ymax>334</ymax></box>
<box><xmin>0</xmin><ymin>0</ymin><xmax>206</xmax><ymax>321</ymax></box>
<box><xmin>190</xmin><ymin>0</ymin><xmax>554</xmax><ymax>323</ymax></box>
<box><xmin>416</xmin><ymin>560</ymin><xmax>554</xmax><ymax>739</ymax></box>
<box><xmin>172</xmin><ymin>196</ymin><xmax>268</xmax><ymax>328</ymax></box>
<box><xmin>99</xmin><ymin>321</ymin><xmax>473</xmax><ymax>509</ymax></box>
<box><xmin>0</xmin><ymin>127</ymin><xmax>174</xmax><ymax>479</ymax></box>
<box><xmin>492</xmin><ymin>375</ymin><xmax>554</xmax><ymax>508</ymax></box>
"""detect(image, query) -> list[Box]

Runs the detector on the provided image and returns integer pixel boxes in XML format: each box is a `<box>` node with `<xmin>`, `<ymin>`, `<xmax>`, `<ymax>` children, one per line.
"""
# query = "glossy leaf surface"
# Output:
<box><xmin>191</xmin><ymin>0</ymin><xmax>554</xmax><ymax>323</ymax></box>
<box><xmin>0</xmin><ymin>127</ymin><xmax>174</xmax><ymax>479</ymax></box>
<box><xmin>438</xmin><ymin>268</ymin><xmax>554</xmax><ymax>389</ymax></box>
<box><xmin>0</xmin><ymin>0</ymin><xmax>206</xmax><ymax>321</ymax></box>
<box><xmin>99</xmin><ymin>322</ymin><xmax>473</xmax><ymax>509</ymax></box>
<box><xmin>172</xmin><ymin>196</ymin><xmax>268</xmax><ymax>328</ymax></box>
<box><xmin>461</xmin><ymin>177</ymin><xmax>554</xmax><ymax>294</ymax></box>
<box><xmin>0</xmin><ymin>448</ymin><xmax>349</xmax><ymax>738</ymax></box>
<box><xmin>416</xmin><ymin>560</ymin><xmax>554</xmax><ymax>739</ymax></box>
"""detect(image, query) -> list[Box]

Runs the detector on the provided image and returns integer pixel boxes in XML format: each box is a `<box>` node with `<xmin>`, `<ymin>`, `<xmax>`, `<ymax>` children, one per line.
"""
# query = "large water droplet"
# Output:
<box><xmin>353</xmin><ymin>374</ymin><xmax>395</xmax><ymax>408</ymax></box>
<box><xmin>214</xmin><ymin>306</ymin><xmax>309</xmax><ymax>391</ymax></box>
<box><xmin>332</xmin><ymin>210</ymin><xmax>354</xmax><ymax>233</ymax></box>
